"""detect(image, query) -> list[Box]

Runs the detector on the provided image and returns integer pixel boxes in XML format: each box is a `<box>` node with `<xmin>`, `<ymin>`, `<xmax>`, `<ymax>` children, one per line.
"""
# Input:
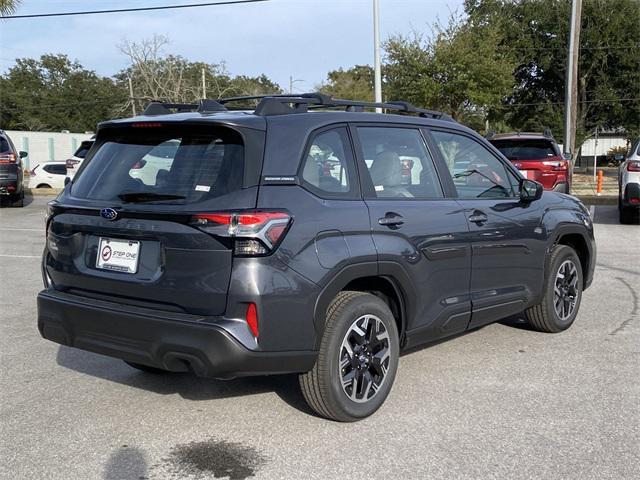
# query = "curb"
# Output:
<box><xmin>574</xmin><ymin>195</ymin><xmax>617</xmax><ymax>205</ymax></box>
<box><xmin>26</xmin><ymin>188</ymin><xmax>62</xmax><ymax>196</ymax></box>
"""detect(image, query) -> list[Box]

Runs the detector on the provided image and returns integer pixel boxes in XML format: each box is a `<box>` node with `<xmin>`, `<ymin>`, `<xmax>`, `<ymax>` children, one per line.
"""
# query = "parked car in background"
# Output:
<box><xmin>618</xmin><ymin>138</ymin><xmax>640</xmax><ymax>224</ymax></box>
<box><xmin>28</xmin><ymin>161</ymin><xmax>67</xmax><ymax>189</ymax></box>
<box><xmin>65</xmin><ymin>137</ymin><xmax>95</xmax><ymax>180</ymax></box>
<box><xmin>489</xmin><ymin>131</ymin><xmax>570</xmax><ymax>193</ymax></box>
<box><xmin>38</xmin><ymin>94</ymin><xmax>596</xmax><ymax>422</ymax></box>
<box><xmin>0</xmin><ymin>129</ymin><xmax>26</xmax><ymax>207</ymax></box>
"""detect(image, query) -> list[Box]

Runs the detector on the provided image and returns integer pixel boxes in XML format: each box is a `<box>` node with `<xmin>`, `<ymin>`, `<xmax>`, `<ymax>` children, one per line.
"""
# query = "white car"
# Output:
<box><xmin>618</xmin><ymin>139</ymin><xmax>640</xmax><ymax>224</ymax></box>
<box><xmin>128</xmin><ymin>139</ymin><xmax>180</xmax><ymax>186</ymax></box>
<box><xmin>65</xmin><ymin>138</ymin><xmax>95</xmax><ymax>181</ymax></box>
<box><xmin>28</xmin><ymin>161</ymin><xmax>67</xmax><ymax>189</ymax></box>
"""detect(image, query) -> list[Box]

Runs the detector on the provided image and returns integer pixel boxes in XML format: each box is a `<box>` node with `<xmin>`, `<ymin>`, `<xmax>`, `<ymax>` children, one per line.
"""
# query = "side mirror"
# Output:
<box><xmin>64</xmin><ymin>177</ymin><xmax>71</xmax><ymax>186</ymax></box>
<box><xmin>19</xmin><ymin>151</ymin><xmax>28</xmax><ymax>159</ymax></box>
<box><xmin>614</xmin><ymin>153</ymin><xmax>625</xmax><ymax>161</ymax></box>
<box><xmin>562</xmin><ymin>153</ymin><xmax>572</xmax><ymax>161</ymax></box>
<box><xmin>520</xmin><ymin>179</ymin><xmax>543</xmax><ymax>202</ymax></box>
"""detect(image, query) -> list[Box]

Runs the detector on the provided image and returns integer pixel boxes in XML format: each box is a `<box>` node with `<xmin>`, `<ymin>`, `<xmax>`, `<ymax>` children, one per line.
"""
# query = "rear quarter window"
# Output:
<box><xmin>71</xmin><ymin>125</ymin><xmax>246</xmax><ymax>203</ymax></box>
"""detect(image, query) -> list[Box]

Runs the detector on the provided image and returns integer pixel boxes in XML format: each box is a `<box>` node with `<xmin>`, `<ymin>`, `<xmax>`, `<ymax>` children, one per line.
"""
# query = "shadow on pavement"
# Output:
<box><xmin>103</xmin><ymin>446</ymin><xmax>148</xmax><ymax>480</ymax></box>
<box><xmin>56</xmin><ymin>346</ymin><xmax>315</xmax><ymax>416</ymax></box>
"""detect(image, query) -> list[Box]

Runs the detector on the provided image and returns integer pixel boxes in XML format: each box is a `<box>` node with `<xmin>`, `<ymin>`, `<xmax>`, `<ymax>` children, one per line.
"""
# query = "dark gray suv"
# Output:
<box><xmin>38</xmin><ymin>94</ymin><xmax>596</xmax><ymax>421</ymax></box>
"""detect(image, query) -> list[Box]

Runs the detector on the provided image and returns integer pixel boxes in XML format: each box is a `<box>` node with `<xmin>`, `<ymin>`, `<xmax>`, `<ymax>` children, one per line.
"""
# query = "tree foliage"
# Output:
<box><xmin>117</xmin><ymin>35</ymin><xmax>281</xmax><ymax>113</ymax></box>
<box><xmin>0</xmin><ymin>0</ymin><xmax>20</xmax><ymax>16</ymax></box>
<box><xmin>385</xmin><ymin>15</ymin><xmax>515</xmax><ymax>129</ymax></box>
<box><xmin>318</xmin><ymin>65</ymin><xmax>375</xmax><ymax>101</ymax></box>
<box><xmin>0</xmin><ymin>54</ymin><xmax>125</xmax><ymax>132</ymax></box>
<box><xmin>465</xmin><ymin>0</ymin><xmax>640</xmax><ymax>142</ymax></box>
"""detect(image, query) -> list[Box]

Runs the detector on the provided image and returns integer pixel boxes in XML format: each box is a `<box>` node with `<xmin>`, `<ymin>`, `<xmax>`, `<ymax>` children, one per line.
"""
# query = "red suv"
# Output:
<box><xmin>489</xmin><ymin>132</ymin><xmax>570</xmax><ymax>193</ymax></box>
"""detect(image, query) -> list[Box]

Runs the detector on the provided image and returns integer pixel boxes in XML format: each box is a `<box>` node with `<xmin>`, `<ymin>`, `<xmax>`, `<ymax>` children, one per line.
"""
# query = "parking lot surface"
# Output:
<box><xmin>1</xmin><ymin>197</ymin><xmax>638</xmax><ymax>480</ymax></box>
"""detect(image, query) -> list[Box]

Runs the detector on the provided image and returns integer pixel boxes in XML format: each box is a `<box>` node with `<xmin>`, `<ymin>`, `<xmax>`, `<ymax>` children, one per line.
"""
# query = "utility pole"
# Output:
<box><xmin>201</xmin><ymin>67</ymin><xmax>207</xmax><ymax>99</ymax></box>
<box><xmin>128</xmin><ymin>77</ymin><xmax>136</xmax><ymax>117</ymax></box>
<box><xmin>373</xmin><ymin>0</ymin><xmax>382</xmax><ymax>112</ymax></box>
<box><xmin>563</xmin><ymin>0</ymin><xmax>582</xmax><ymax>162</ymax></box>
<box><xmin>289</xmin><ymin>76</ymin><xmax>303</xmax><ymax>94</ymax></box>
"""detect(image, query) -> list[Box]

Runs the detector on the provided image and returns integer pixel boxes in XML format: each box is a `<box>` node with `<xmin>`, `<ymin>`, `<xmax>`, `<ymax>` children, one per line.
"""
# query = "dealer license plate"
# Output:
<box><xmin>96</xmin><ymin>237</ymin><xmax>140</xmax><ymax>274</ymax></box>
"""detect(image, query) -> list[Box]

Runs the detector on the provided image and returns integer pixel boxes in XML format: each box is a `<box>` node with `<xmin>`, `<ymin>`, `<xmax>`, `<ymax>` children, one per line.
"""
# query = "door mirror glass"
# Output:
<box><xmin>520</xmin><ymin>179</ymin><xmax>543</xmax><ymax>202</ymax></box>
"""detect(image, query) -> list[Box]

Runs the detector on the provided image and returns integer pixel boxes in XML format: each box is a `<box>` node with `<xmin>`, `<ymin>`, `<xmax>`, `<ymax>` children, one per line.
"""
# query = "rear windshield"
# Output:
<box><xmin>491</xmin><ymin>139</ymin><xmax>558</xmax><ymax>161</ymax></box>
<box><xmin>0</xmin><ymin>137</ymin><xmax>10</xmax><ymax>153</ymax></box>
<box><xmin>71</xmin><ymin>125</ymin><xmax>245</xmax><ymax>204</ymax></box>
<box><xmin>73</xmin><ymin>141</ymin><xmax>93</xmax><ymax>159</ymax></box>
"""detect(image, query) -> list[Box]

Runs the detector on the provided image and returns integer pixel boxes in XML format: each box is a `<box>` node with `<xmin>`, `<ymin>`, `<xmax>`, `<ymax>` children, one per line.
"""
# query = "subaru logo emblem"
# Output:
<box><xmin>100</xmin><ymin>208</ymin><xmax>118</xmax><ymax>221</ymax></box>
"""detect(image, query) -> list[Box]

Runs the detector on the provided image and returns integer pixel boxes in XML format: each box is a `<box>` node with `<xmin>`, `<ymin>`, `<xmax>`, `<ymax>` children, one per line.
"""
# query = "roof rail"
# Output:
<box><xmin>217</xmin><ymin>92</ymin><xmax>453</xmax><ymax>120</ymax></box>
<box><xmin>142</xmin><ymin>99</ymin><xmax>226</xmax><ymax>116</ymax></box>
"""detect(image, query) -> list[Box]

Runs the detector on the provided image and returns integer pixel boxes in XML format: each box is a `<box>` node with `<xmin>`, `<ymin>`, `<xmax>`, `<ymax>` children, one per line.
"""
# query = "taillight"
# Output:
<box><xmin>0</xmin><ymin>153</ymin><xmax>16</xmax><ymax>163</ymax></box>
<box><xmin>246</xmin><ymin>303</ymin><xmax>259</xmax><ymax>338</ymax></box>
<box><xmin>191</xmin><ymin>211</ymin><xmax>292</xmax><ymax>256</ymax></box>
<box><xmin>542</xmin><ymin>160</ymin><xmax>568</xmax><ymax>171</ymax></box>
<box><xmin>627</xmin><ymin>161</ymin><xmax>640</xmax><ymax>172</ymax></box>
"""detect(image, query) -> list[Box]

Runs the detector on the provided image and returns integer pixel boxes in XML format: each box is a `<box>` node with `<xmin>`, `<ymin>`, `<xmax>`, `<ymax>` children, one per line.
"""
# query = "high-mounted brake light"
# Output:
<box><xmin>627</xmin><ymin>161</ymin><xmax>640</xmax><ymax>172</ymax></box>
<box><xmin>191</xmin><ymin>211</ymin><xmax>292</xmax><ymax>256</ymax></box>
<box><xmin>131</xmin><ymin>122</ymin><xmax>163</xmax><ymax>128</ymax></box>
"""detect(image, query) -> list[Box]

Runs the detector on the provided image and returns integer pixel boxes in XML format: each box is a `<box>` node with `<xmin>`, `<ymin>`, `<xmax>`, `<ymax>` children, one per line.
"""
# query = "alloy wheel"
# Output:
<box><xmin>554</xmin><ymin>259</ymin><xmax>579</xmax><ymax>321</ymax></box>
<box><xmin>338</xmin><ymin>314</ymin><xmax>392</xmax><ymax>403</ymax></box>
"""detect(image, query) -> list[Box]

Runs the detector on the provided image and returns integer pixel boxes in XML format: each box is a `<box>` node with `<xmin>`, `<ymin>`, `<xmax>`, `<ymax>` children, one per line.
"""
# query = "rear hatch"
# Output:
<box><xmin>45</xmin><ymin>121</ymin><xmax>263</xmax><ymax>316</ymax></box>
<box><xmin>490</xmin><ymin>138</ymin><xmax>567</xmax><ymax>188</ymax></box>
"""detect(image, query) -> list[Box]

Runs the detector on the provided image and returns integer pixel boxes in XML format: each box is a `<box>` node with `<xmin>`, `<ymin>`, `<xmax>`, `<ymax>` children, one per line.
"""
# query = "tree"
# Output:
<box><xmin>0</xmin><ymin>0</ymin><xmax>20</xmax><ymax>16</ymax></box>
<box><xmin>465</xmin><ymin>0</ymin><xmax>640</xmax><ymax>143</ymax></box>
<box><xmin>118</xmin><ymin>35</ymin><xmax>281</xmax><ymax>112</ymax></box>
<box><xmin>318</xmin><ymin>65</ymin><xmax>375</xmax><ymax>101</ymax></box>
<box><xmin>384</xmin><ymin>14</ymin><xmax>515</xmax><ymax>130</ymax></box>
<box><xmin>0</xmin><ymin>54</ymin><xmax>126</xmax><ymax>132</ymax></box>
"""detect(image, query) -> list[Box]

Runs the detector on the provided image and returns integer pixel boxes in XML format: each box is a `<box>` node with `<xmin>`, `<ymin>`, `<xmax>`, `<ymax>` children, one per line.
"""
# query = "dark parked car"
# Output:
<box><xmin>38</xmin><ymin>94</ymin><xmax>596</xmax><ymax>421</ymax></box>
<box><xmin>0</xmin><ymin>130</ymin><xmax>27</xmax><ymax>207</ymax></box>
<box><xmin>489</xmin><ymin>131</ymin><xmax>571</xmax><ymax>193</ymax></box>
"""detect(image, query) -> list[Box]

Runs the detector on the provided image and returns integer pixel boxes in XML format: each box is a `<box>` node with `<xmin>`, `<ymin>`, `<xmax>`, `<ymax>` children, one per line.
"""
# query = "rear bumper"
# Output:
<box><xmin>37</xmin><ymin>289</ymin><xmax>317</xmax><ymax>379</ymax></box>
<box><xmin>622</xmin><ymin>182</ymin><xmax>640</xmax><ymax>208</ymax></box>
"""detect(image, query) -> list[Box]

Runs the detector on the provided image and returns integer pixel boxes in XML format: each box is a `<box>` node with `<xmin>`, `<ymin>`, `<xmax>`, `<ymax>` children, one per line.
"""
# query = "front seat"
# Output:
<box><xmin>369</xmin><ymin>151</ymin><xmax>411</xmax><ymax>197</ymax></box>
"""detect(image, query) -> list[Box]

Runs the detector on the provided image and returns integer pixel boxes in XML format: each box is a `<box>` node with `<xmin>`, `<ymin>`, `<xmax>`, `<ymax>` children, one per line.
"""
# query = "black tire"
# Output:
<box><xmin>619</xmin><ymin>205</ymin><xmax>636</xmax><ymax>224</ymax></box>
<box><xmin>299</xmin><ymin>291</ymin><xmax>399</xmax><ymax>422</ymax></box>
<box><xmin>124</xmin><ymin>361</ymin><xmax>168</xmax><ymax>374</ymax></box>
<box><xmin>11</xmin><ymin>191</ymin><xmax>24</xmax><ymax>208</ymax></box>
<box><xmin>525</xmin><ymin>245</ymin><xmax>583</xmax><ymax>333</ymax></box>
<box><xmin>37</xmin><ymin>184</ymin><xmax>52</xmax><ymax>189</ymax></box>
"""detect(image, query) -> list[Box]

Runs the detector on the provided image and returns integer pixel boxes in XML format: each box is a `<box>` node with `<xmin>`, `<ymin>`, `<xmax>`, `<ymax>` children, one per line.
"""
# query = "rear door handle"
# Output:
<box><xmin>378</xmin><ymin>213</ymin><xmax>404</xmax><ymax>227</ymax></box>
<box><xmin>468</xmin><ymin>211</ymin><xmax>488</xmax><ymax>225</ymax></box>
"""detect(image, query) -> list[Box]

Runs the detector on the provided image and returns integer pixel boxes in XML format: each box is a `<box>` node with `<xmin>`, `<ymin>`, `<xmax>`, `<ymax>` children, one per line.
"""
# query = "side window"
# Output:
<box><xmin>51</xmin><ymin>164</ymin><xmax>67</xmax><ymax>175</ymax></box>
<box><xmin>300</xmin><ymin>127</ymin><xmax>355</xmax><ymax>198</ymax></box>
<box><xmin>356</xmin><ymin>127</ymin><xmax>443</xmax><ymax>199</ymax></box>
<box><xmin>431</xmin><ymin>130</ymin><xmax>516</xmax><ymax>199</ymax></box>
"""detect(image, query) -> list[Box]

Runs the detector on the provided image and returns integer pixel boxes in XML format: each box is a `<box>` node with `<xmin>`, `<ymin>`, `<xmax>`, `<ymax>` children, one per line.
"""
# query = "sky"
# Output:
<box><xmin>0</xmin><ymin>0</ymin><xmax>464</xmax><ymax>91</ymax></box>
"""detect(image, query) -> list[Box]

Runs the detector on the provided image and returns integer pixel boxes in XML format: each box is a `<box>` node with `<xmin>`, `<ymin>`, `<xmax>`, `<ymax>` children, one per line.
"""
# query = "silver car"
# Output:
<box><xmin>619</xmin><ymin>138</ymin><xmax>640</xmax><ymax>224</ymax></box>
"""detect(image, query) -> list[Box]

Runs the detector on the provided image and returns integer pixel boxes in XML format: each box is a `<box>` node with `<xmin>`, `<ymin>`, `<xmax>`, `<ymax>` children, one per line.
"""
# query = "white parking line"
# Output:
<box><xmin>0</xmin><ymin>228</ymin><xmax>44</xmax><ymax>232</ymax></box>
<box><xmin>0</xmin><ymin>254</ymin><xmax>40</xmax><ymax>258</ymax></box>
<box><xmin>590</xmin><ymin>206</ymin><xmax>595</xmax><ymax>219</ymax></box>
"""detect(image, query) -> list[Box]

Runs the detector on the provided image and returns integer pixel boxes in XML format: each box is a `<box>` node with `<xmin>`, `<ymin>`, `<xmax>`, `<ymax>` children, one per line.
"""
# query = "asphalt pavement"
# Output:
<box><xmin>1</xmin><ymin>196</ymin><xmax>638</xmax><ymax>480</ymax></box>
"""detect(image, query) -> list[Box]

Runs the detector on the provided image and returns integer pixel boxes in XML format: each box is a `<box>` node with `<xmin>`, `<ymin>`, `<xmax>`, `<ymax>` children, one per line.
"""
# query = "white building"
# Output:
<box><xmin>4</xmin><ymin>130</ymin><xmax>94</xmax><ymax>170</ymax></box>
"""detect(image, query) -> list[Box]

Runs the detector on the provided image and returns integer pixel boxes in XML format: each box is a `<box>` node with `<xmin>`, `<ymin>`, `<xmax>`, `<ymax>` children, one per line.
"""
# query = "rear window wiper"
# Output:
<box><xmin>117</xmin><ymin>192</ymin><xmax>186</xmax><ymax>203</ymax></box>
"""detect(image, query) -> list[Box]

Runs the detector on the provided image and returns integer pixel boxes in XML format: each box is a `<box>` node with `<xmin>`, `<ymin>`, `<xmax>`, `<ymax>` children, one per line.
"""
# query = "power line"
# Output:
<box><xmin>0</xmin><ymin>0</ymin><xmax>269</xmax><ymax>19</ymax></box>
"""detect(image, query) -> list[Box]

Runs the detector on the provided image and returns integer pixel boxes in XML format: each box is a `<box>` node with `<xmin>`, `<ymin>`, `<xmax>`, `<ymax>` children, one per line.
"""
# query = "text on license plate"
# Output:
<box><xmin>96</xmin><ymin>237</ymin><xmax>140</xmax><ymax>273</ymax></box>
